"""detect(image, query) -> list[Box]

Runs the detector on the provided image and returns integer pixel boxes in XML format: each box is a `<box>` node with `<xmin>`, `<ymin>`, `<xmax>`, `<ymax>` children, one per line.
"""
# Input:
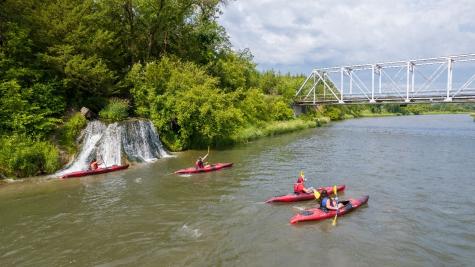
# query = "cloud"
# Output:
<box><xmin>218</xmin><ymin>0</ymin><xmax>475</xmax><ymax>74</ymax></box>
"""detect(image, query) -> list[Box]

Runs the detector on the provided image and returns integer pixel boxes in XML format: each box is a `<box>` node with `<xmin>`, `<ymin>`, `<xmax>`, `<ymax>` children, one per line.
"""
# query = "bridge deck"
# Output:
<box><xmin>294</xmin><ymin>54</ymin><xmax>475</xmax><ymax>106</ymax></box>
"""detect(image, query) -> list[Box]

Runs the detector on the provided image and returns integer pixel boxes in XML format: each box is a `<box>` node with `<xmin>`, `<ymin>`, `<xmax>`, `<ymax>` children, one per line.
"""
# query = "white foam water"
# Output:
<box><xmin>56</xmin><ymin>120</ymin><xmax>170</xmax><ymax>177</ymax></box>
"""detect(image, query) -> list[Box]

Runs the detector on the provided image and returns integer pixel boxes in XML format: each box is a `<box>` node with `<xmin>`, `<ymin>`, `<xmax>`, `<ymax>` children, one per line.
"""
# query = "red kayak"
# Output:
<box><xmin>61</xmin><ymin>164</ymin><xmax>129</xmax><ymax>179</ymax></box>
<box><xmin>265</xmin><ymin>184</ymin><xmax>346</xmax><ymax>203</ymax></box>
<box><xmin>290</xmin><ymin>195</ymin><xmax>369</xmax><ymax>224</ymax></box>
<box><xmin>175</xmin><ymin>163</ymin><xmax>233</xmax><ymax>174</ymax></box>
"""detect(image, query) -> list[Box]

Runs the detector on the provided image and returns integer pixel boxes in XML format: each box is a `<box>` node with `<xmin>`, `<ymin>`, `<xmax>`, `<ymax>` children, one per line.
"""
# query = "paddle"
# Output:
<box><xmin>313</xmin><ymin>188</ymin><xmax>321</xmax><ymax>209</ymax></box>
<box><xmin>332</xmin><ymin>185</ymin><xmax>339</xmax><ymax>226</ymax></box>
<box><xmin>313</xmin><ymin>189</ymin><xmax>320</xmax><ymax>200</ymax></box>
<box><xmin>204</xmin><ymin>146</ymin><xmax>210</xmax><ymax>166</ymax></box>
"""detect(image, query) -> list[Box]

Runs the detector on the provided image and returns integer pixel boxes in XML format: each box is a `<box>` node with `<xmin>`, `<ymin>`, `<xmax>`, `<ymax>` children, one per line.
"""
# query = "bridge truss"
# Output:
<box><xmin>295</xmin><ymin>54</ymin><xmax>475</xmax><ymax>105</ymax></box>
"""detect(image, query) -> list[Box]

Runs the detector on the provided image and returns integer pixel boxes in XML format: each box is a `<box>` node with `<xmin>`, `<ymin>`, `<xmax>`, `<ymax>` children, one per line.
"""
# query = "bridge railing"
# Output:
<box><xmin>295</xmin><ymin>53</ymin><xmax>475</xmax><ymax>105</ymax></box>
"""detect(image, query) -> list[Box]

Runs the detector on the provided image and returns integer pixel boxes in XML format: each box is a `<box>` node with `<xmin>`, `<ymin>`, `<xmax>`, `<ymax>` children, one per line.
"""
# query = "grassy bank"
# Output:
<box><xmin>359</xmin><ymin>110</ymin><xmax>400</xmax><ymax>117</ymax></box>
<box><xmin>231</xmin><ymin>119</ymin><xmax>317</xmax><ymax>143</ymax></box>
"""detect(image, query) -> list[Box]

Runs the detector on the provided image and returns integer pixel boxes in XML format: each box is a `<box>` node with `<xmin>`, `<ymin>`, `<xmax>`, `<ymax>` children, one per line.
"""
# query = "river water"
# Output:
<box><xmin>1</xmin><ymin>114</ymin><xmax>474</xmax><ymax>266</ymax></box>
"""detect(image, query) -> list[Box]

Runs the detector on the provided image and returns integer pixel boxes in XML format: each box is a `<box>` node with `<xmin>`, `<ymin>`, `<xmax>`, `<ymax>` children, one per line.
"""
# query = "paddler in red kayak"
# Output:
<box><xmin>319</xmin><ymin>189</ymin><xmax>345</xmax><ymax>210</ymax></box>
<box><xmin>89</xmin><ymin>158</ymin><xmax>103</xmax><ymax>170</ymax></box>
<box><xmin>195</xmin><ymin>149</ymin><xmax>209</xmax><ymax>169</ymax></box>
<box><xmin>293</xmin><ymin>171</ymin><xmax>314</xmax><ymax>194</ymax></box>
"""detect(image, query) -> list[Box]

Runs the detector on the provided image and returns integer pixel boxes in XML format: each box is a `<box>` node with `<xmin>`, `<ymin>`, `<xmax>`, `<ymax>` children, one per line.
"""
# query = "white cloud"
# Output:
<box><xmin>219</xmin><ymin>0</ymin><xmax>475</xmax><ymax>74</ymax></box>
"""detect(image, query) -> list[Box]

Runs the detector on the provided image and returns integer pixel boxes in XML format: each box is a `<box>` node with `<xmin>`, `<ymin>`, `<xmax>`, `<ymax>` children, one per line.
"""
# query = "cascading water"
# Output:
<box><xmin>56</xmin><ymin>120</ymin><xmax>170</xmax><ymax>177</ymax></box>
<box><xmin>122</xmin><ymin>120</ymin><xmax>169</xmax><ymax>162</ymax></box>
<box><xmin>97</xmin><ymin>122</ymin><xmax>123</xmax><ymax>166</ymax></box>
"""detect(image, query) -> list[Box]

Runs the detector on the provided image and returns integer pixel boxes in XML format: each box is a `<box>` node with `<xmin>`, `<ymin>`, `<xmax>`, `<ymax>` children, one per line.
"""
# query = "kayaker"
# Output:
<box><xmin>195</xmin><ymin>151</ymin><xmax>209</xmax><ymax>169</ymax></box>
<box><xmin>293</xmin><ymin>173</ymin><xmax>313</xmax><ymax>194</ymax></box>
<box><xmin>320</xmin><ymin>189</ymin><xmax>345</xmax><ymax>211</ymax></box>
<box><xmin>90</xmin><ymin>159</ymin><xmax>99</xmax><ymax>170</ymax></box>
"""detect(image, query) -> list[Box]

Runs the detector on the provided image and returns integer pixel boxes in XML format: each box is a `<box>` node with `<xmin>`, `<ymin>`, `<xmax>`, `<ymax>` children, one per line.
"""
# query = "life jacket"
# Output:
<box><xmin>321</xmin><ymin>197</ymin><xmax>335</xmax><ymax>209</ymax></box>
<box><xmin>293</xmin><ymin>182</ymin><xmax>305</xmax><ymax>194</ymax></box>
<box><xmin>195</xmin><ymin>160</ymin><xmax>204</xmax><ymax>169</ymax></box>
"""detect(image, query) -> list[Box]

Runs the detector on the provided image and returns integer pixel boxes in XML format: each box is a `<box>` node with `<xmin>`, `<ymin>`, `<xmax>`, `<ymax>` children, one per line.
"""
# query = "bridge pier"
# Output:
<box><xmin>292</xmin><ymin>104</ymin><xmax>304</xmax><ymax>116</ymax></box>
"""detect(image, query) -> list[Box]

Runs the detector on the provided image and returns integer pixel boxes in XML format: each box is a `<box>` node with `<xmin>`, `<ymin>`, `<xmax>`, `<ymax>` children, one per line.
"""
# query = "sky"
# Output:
<box><xmin>218</xmin><ymin>0</ymin><xmax>475</xmax><ymax>74</ymax></box>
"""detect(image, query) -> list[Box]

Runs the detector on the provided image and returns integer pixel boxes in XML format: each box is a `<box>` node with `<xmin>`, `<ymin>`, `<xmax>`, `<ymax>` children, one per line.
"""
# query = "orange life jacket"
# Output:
<box><xmin>293</xmin><ymin>182</ymin><xmax>305</xmax><ymax>194</ymax></box>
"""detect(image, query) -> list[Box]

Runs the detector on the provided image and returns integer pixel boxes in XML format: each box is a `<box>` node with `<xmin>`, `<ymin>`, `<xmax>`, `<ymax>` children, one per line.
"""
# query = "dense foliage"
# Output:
<box><xmin>99</xmin><ymin>98</ymin><xmax>130</xmax><ymax>123</ymax></box>
<box><xmin>0</xmin><ymin>135</ymin><xmax>61</xmax><ymax>177</ymax></box>
<box><xmin>0</xmin><ymin>0</ymin><xmax>302</xmax><ymax>177</ymax></box>
<box><xmin>1</xmin><ymin>0</ymin><xmax>474</xmax><ymax>178</ymax></box>
<box><xmin>59</xmin><ymin>112</ymin><xmax>87</xmax><ymax>154</ymax></box>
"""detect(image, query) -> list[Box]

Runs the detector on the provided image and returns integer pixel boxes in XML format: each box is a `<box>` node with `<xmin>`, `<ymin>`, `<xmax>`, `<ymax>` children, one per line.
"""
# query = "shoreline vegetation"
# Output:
<box><xmin>0</xmin><ymin>108</ymin><xmax>473</xmax><ymax>182</ymax></box>
<box><xmin>1</xmin><ymin>1</ymin><xmax>475</xmax><ymax>180</ymax></box>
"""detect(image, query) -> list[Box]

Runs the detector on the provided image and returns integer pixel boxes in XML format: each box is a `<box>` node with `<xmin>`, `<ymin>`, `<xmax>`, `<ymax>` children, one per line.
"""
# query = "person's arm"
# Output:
<box><xmin>202</xmin><ymin>152</ymin><xmax>209</xmax><ymax>161</ymax></box>
<box><xmin>326</xmin><ymin>199</ymin><xmax>338</xmax><ymax>210</ymax></box>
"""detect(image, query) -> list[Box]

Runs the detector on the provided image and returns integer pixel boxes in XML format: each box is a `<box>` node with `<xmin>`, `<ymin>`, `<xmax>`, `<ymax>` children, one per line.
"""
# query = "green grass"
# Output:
<box><xmin>420</xmin><ymin>111</ymin><xmax>471</xmax><ymax>115</ymax></box>
<box><xmin>231</xmin><ymin>119</ymin><xmax>316</xmax><ymax>143</ymax></box>
<box><xmin>359</xmin><ymin>110</ymin><xmax>399</xmax><ymax>117</ymax></box>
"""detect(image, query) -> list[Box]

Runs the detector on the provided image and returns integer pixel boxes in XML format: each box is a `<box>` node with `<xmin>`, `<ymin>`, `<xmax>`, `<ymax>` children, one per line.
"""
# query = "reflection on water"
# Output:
<box><xmin>0</xmin><ymin>114</ymin><xmax>474</xmax><ymax>266</ymax></box>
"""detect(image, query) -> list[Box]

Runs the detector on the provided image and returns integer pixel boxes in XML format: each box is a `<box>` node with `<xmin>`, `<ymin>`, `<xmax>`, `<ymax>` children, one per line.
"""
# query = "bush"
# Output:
<box><xmin>0</xmin><ymin>135</ymin><xmax>61</xmax><ymax>178</ymax></box>
<box><xmin>128</xmin><ymin>58</ymin><xmax>243</xmax><ymax>149</ymax></box>
<box><xmin>0</xmin><ymin>80</ymin><xmax>64</xmax><ymax>137</ymax></box>
<box><xmin>270</xmin><ymin>99</ymin><xmax>294</xmax><ymax>121</ymax></box>
<box><xmin>59</xmin><ymin>112</ymin><xmax>87</xmax><ymax>153</ymax></box>
<box><xmin>322</xmin><ymin>106</ymin><xmax>345</xmax><ymax>120</ymax></box>
<box><xmin>99</xmin><ymin>98</ymin><xmax>129</xmax><ymax>122</ymax></box>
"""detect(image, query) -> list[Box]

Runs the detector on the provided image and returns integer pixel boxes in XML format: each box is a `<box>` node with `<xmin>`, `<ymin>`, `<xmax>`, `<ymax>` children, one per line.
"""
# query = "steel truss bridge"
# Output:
<box><xmin>295</xmin><ymin>54</ymin><xmax>475</xmax><ymax>105</ymax></box>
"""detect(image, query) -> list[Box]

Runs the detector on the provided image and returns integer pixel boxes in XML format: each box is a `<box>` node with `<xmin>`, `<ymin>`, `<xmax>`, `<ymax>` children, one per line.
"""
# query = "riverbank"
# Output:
<box><xmin>231</xmin><ymin>119</ymin><xmax>317</xmax><ymax>144</ymax></box>
<box><xmin>230</xmin><ymin>108</ymin><xmax>474</xmax><ymax>144</ymax></box>
<box><xmin>1</xmin><ymin>110</ymin><xmax>473</xmax><ymax>182</ymax></box>
<box><xmin>308</xmin><ymin>108</ymin><xmax>475</xmax><ymax>127</ymax></box>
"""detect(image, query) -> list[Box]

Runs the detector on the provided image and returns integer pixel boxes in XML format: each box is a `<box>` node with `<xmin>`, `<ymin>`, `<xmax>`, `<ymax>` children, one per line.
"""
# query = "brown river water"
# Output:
<box><xmin>1</xmin><ymin>114</ymin><xmax>474</xmax><ymax>266</ymax></box>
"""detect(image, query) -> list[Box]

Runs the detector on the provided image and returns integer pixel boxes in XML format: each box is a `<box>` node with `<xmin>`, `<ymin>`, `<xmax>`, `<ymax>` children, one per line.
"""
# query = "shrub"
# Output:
<box><xmin>59</xmin><ymin>112</ymin><xmax>87</xmax><ymax>153</ymax></box>
<box><xmin>271</xmin><ymin>99</ymin><xmax>294</xmax><ymax>121</ymax></box>
<box><xmin>323</xmin><ymin>106</ymin><xmax>345</xmax><ymax>120</ymax></box>
<box><xmin>128</xmin><ymin>58</ymin><xmax>243</xmax><ymax>149</ymax></box>
<box><xmin>99</xmin><ymin>98</ymin><xmax>129</xmax><ymax>122</ymax></box>
<box><xmin>0</xmin><ymin>135</ymin><xmax>61</xmax><ymax>178</ymax></box>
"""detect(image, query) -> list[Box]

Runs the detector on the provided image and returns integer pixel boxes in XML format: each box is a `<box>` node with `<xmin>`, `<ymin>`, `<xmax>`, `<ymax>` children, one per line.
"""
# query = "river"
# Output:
<box><xmin>1</xmin><ymin>114</ymin><xmax>474</xmax><ymax>266</ymax></box>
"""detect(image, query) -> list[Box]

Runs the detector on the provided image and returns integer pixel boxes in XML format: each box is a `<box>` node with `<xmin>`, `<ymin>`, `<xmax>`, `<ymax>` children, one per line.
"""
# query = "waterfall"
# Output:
<box><xmin>56</xmin><ymin>120</ymin><xmax>170</xmax><ymax>176</ymax></box>
<box><xmin>122</xmin><ymin>120</ymin><xmax>169</xmax><ymax>162</ymax></box>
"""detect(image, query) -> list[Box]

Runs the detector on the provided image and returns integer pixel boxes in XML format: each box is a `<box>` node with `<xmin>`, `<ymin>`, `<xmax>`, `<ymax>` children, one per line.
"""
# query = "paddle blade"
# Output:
<box><xmin>313</xmin><ymin>189</ymin><xmax>320</xmax><ymax>200</ymax></box>
<box><xmin>333</xmin><ymin>185</ymin><xmax>337</xmax><ymax>196</ymax></box>
<box><xmin>332</xmin><ymin>214</ymin><xmax>338</xmax><ymax>226</ymax></box>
